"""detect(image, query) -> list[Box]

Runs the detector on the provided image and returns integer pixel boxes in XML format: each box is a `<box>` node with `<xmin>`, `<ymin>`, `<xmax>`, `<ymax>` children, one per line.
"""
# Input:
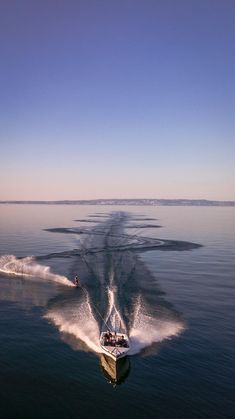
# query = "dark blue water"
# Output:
<box><xmin>0</xmin><ymin>205</ymin><xmax>234</xmax><ymax>418</ymax></box>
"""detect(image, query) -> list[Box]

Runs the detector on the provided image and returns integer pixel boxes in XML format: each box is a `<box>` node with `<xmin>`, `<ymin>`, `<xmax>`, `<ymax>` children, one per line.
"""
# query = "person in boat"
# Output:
<box><xmin>74</xmin><ymin>275</ymin><xmax>80</xmax><ymax>287</ymax></box>
<box><xmin>104</xmin><ymin>330</ymin><xmax>112</xmax><ymax>345</ymax></box>
<box><xmin>119</xmin><ymin>335</ymin><xmax>127</xmax><ymax>347</ymax></box>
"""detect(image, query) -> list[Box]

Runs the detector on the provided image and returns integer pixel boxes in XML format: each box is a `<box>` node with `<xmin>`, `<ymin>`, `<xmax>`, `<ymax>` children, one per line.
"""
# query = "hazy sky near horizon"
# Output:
<box><xmin>1</xmin><ymin>0</ymin><xmax>234</xmax><ymax>200</ymax></box>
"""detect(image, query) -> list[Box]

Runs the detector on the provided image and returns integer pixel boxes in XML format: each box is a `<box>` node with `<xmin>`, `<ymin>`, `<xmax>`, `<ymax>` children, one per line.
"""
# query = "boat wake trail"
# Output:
<box><xmin>45</xmin><ymin>292</ymin><xmax>102</xmax><ymax>353</ymax></box>
<box><xmin>104</xmin><ymin>287</ymin><xmax>126</xmax><ymax>334</ymax></box>
<box><xmin>129</xmin><ymin>295</ymin><xmax>184</xmax><ymax>355</ymax></box>
<box><xmin>42</xmin><ymin>212</ymin><xmax>190</xmax><ymax>356</ymax></box>
<box><xmin>44</xmin><ymin>280</ymin><xmax>184</xmax><ymax>357</ymax></box>
<box><xmin>0</xmin><ymin>212</ymin><xmax>197</xmax><ymax>356</ymax></box>
<box><xmin>0</xmin><ymin>255</ymin><xmax>74</xmax><ymax>287</ymax></box>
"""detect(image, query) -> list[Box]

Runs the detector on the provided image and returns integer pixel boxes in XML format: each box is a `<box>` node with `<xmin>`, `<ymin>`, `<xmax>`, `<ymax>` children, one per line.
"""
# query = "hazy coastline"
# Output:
<box><xmin>0</xmin><ymin>199</ymin><xmax>234</xmax><ymax>207</ymax></box>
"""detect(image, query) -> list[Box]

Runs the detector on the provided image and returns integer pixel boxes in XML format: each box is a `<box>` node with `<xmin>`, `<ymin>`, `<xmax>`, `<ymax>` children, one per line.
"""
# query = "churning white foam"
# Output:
<box><xmin>45</xmin><ymin>292</ymin><xmax>102</xmax><ymax>353</ymax></box>
<box><xmin>128</xmin><ymin>295</ymin><xmax>184</xmax><ymax>355</ymax></box>
<box><xmin>45</xmin><ymin>288</ymin><xmax>184</xmax><ymax>356</ymax></box>
<box><xmin>0</xmin><ymin>255</ymin><xmax>74</xmax><ymax>287</ymax></box>
<box><xmin>104</xmin><ymin>287</ymin><xmax>126</xmax><ymax>332</ymax></box>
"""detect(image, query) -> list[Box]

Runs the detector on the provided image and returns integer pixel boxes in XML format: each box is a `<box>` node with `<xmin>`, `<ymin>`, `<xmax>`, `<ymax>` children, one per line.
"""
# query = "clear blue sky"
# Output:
<box><xmin>1</xmin><ymin>0</ymin><xmax>234</xmax><ymax>200</ymax></box>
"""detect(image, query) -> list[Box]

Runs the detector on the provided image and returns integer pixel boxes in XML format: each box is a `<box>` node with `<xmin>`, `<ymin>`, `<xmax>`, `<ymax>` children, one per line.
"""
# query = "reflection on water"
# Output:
<box><xmin>0</xmin><ymin>276</ymin><xmax>57</xmax><ymax>308</ymax></box>
<box><xmin>100</xmin><ymin>354</ymin><xmax>130</xmax><ymax>386</ymax></box>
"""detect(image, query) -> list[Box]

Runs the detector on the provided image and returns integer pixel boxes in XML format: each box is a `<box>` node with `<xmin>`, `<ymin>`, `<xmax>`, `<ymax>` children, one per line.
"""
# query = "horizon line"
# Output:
<box><xmin>0</xmin><ymin>198</ymin><xmax>234</xmax><ymax>206</ymax></box>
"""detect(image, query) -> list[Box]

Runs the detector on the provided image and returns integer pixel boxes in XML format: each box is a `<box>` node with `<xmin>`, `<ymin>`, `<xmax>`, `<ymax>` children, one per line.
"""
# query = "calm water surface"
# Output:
<box><xmin>0</xmin><ymin>205</ymin><xmax>234</xmax><ymax>419</ymax></box>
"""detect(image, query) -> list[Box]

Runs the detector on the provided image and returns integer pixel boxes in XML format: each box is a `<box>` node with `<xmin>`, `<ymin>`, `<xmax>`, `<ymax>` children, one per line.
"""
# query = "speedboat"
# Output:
<box><xmin>100</xmin><ymin>331</ymin><xmax>130</xmax><ymax>361</ymax></box>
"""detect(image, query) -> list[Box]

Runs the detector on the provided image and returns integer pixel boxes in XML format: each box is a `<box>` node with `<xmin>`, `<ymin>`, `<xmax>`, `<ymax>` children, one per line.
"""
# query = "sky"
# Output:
<box><xmin>0</xmin><ymin>0</ymin><xmax>234</xmax><ymax>201</ymax></box>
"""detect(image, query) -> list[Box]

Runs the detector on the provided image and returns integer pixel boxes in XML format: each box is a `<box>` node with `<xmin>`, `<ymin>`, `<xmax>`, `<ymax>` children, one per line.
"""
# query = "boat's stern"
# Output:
<box><xmin>100</xmin><ymin>332</ymin><xmax>130</xmax><ymax>361</ymax></box>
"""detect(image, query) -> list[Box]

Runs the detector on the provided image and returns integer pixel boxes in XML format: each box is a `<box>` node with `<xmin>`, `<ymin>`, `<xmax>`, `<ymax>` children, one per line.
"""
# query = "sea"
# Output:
<box><xmin>0</xmin><ymin>204</ymin><xmax>234</xmax><ymax>419</ymax></box>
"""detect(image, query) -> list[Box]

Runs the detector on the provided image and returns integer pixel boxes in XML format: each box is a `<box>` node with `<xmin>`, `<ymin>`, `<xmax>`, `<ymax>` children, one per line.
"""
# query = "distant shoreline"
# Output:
<box><xmin>0</xmin><ymin>199</ymin><xmax>234</xmax><ymax>207</ymax></box>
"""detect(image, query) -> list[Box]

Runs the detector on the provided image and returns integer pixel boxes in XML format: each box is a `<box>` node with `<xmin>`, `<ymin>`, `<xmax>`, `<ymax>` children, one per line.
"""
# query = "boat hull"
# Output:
<box><xmin>100</xmin><ymin>354</ymin><xmax>130</xmax><ymax>385</ymax></box>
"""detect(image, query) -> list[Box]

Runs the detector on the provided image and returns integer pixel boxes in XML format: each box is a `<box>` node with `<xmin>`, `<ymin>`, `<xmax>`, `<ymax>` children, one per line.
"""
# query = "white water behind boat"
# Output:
<box><xmin>0</xmin><ymin>254</ymin><xmax>184</xmax><ymax>356</ymax></box>
<box><xmin>0</xmin><ymin>254</ymin><xmax>74</xmax><ymax>287</ymax></box>
<box><xmin>45</xmin><ymin>287</ymin><xmax>184</xmax><ymax>356</ymax></box>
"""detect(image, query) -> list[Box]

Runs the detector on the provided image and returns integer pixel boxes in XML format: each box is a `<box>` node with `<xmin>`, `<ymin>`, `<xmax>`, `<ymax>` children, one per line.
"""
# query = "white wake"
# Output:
<box><xmin>0</xmin><ymin>255</ymin><xmax>74</xmax><ymax>287</ymax></box>
<box><xmin>45</xmin><ymin>291</ymin><xmax>102</xmax><ymax>353</ymax></box>
<box><xmin>44</xmin><ymin>288</ymin><xmax>184</xmax><ymax>356</ymax></box>
<box><xmin>128</xmin><ymin>295</ymin><xmax>184</xmax><ymax>355</ymax></box>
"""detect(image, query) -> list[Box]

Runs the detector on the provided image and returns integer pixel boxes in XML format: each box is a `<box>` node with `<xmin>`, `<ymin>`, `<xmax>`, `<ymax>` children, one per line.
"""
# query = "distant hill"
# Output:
<box><xmin>0</xmin><ymin>199</ymin><xmax>234</xmax><ymax>206</ymax></box>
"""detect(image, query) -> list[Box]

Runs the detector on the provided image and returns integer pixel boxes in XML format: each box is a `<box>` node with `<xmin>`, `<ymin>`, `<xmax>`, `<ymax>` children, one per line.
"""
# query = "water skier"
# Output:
<box><xmin>74</xmin><ymin>275</ymin><xmax>80</xmax><ymax>287</ymax></box>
